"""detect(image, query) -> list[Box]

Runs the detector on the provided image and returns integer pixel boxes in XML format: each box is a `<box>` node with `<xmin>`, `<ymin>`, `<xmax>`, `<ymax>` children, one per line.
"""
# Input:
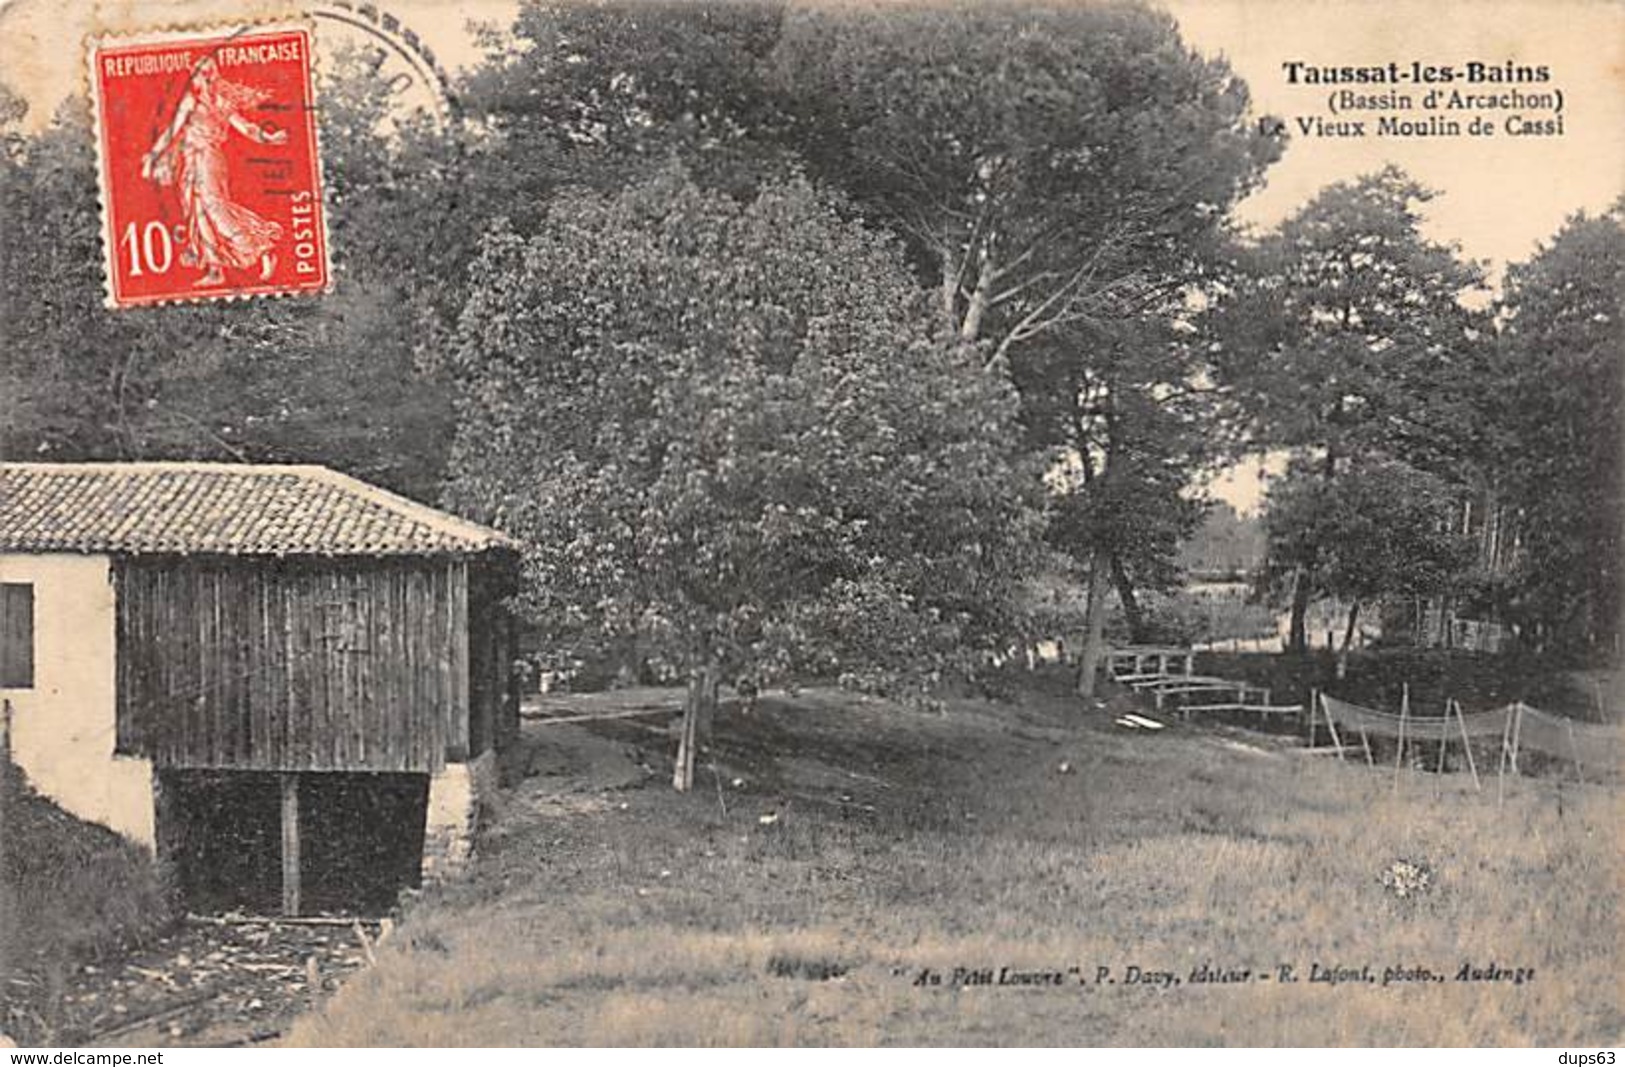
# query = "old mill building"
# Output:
<box><xmin>0</xmin><ymin>462</ymin><xmax>521</xmax><ymax>916</ymax></box>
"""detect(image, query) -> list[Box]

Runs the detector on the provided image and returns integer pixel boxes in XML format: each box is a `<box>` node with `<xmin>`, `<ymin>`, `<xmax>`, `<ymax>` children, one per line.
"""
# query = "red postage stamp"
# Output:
<box><xmin>89</xmin><ymin>23</ymin><xmax>331</xmax><ymax>308</ymax></box>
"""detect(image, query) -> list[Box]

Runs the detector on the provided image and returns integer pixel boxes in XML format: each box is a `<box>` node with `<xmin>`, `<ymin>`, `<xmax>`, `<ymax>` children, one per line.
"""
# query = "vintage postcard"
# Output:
<box><xmin>0</xmin><ymin>0</ymin><xmax>1620</xmax><ymax>1051</ymax></box>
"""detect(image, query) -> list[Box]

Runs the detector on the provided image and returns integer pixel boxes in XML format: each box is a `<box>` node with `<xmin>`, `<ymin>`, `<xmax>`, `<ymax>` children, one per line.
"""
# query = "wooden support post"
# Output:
<box><xmin>1307</xmin><ymin>688</ymin><xmax>1317</xmax><ymax>748</ymax></box>
<box><xmin>1320</xmin><ymin>693</ymin><xmax>1346</xmax><ymax>761</ymax></box>
<box><xmin>673</xmin><ymin>670</ymin><xmax>712</xmax><ymax>793</ymax></box>
<box><xmin>1452</xmin><ymin>700</ymin><xmax>1481</xmax><ymax>791</ymax></box>
<box><xmin>1357</xmin><ymin>720</ymin><xmax>1375</xmax><ymax>767</ymax></box>
<box><xmin>353</xmin><ymin>920</ymin><xmax>377</xmax><ymax>967</ymax></box>
<box><xmin>673</xmin><ymin>705</ymin><xmax>696</xmax><ymax>792</ymax></box>
<box><xmin>1567</xmin><ymin>719</ymin><xmax>1584</xmax><ymax>785</ymax></box>
<box><xmin>1394</xmin><ymin>691</ymin><xmax>1408</xmax><ymax>789</ymax></box>
<box><xmin>1495</xmin><ymin>704</ymin><xmax>1513</xmax><ymax>805</ymax></box>
<box><xmin>280</xmin><ymin>773</ymin><xmax>301</xmax><ymax>918</ymax></box>
<box><xmin>1438</xmin><ymin>701</ymin><xmax>1453</xmax><ymax>775</ymax></box>
<box><xmin>1508</xmin><ymin>702</ymin><xmax>1523</xmax><ymax>776</ymax></box>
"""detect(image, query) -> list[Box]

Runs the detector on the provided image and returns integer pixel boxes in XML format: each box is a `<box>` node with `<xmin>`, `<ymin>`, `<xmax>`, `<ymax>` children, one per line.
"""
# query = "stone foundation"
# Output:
<box><xmin>422</xmin><ymin>750</ymin><xmax>497</xmax><ymax>882</ymax></box>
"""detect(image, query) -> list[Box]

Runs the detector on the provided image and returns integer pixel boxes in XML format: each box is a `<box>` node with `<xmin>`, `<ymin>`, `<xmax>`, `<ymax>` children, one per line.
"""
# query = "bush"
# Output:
<box><xmin>1</xmin><ymin>766</ymin><xmax>170</xmax><ymax>964</ymax></box>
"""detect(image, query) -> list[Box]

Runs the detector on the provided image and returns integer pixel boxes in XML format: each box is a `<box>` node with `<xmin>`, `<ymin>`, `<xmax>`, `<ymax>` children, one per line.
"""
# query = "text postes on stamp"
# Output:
<box><xmin>89</xmin><ymin>23</ymin><xmax>330</xmax><ymax>308</ymax></box>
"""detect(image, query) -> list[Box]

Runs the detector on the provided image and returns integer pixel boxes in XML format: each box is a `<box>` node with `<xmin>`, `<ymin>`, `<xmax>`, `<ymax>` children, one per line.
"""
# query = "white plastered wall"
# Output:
<box><xmin>0</xmin><ymin>553</ymin><xmax>154</xmax><ymax>847</ymax></box>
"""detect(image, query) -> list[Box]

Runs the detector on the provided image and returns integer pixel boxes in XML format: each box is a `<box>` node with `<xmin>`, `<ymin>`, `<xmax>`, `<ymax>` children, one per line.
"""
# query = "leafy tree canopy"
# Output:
<box><xmin>462</xmin><ymin>0</ymin><xmax>793</xmax><ymax>205</ymax></box>
<box><xmin>771</xmin><ymin>1</ymin><xmax>1278</xmax><ymax>362</ymax></box>
<box><xmin>1213</xmin><ymin>165</ymin><xmax>1493</xmax><ymax>477</ymax></box>
<box><xmin>446</xmin><ymin>168</ymin><xmax>1046</xmax><ymax>713</ymax></box>
<box><xmin>1265</xmin><ymin>458</ymin><xmax>1475</xmax><ymax>608</ymax></box>
<box><xmin>1210</xmin><ymin>166</ymin><xmax>1494</xmax><ymax>651</ymax></box>
<box><xmin>1484</xmin><ymin>203</ymin><xmax>1624</xmax><ymax>652</ymax></box>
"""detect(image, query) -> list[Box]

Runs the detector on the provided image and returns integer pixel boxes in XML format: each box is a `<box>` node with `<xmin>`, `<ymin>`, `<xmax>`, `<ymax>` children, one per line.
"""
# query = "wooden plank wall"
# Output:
<box><xmin>465</xmin><ymin>562</ymin><xmax>518</xmax><ymax>758</ymax></box>
<box><xmin>115</xmin><ymin>557</ymin><xmax>474</xmax><ymax>773</ymax></box>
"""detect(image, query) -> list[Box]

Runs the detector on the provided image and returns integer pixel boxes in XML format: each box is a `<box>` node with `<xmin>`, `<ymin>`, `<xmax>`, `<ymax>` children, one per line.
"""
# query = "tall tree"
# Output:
<box><xmin>1213</xmin><ymin>166</ymin><xmax>1491</xmax><ymax>650</ymax></box>
<box><xmin>1032</xmin><ymin>317</ymin><xmax>1218</xmax><ymax>690</ymax></box>
<box><xmin>140</xmin><ymin>52</ymin><xmax>466</xmax><ymax>497</ymax></box>
<box><xmin>462</xmin><ymin>0</ymin><xmax>792</xmax><ymax>206</ymax></box>
<box><xmin>1263</xmin><ymin>458</ymin><xmax>1475</xmax><ymax>676</ymax></box>
<box><xmin>770</xmin><ymin>1</ymin><xmax>1276</xmax><ymax>361</ymax></box>
<box><xmin>1485</xmin><ymin>204</ymin><xmax>1624</xmax><ymax>655</ymax></box>
<box><xmin>771</xmin><ymin>2</ymin><xmax>1277</xmax><ymax>694</ymax></box>
<box><xmin>1179</xmin><ymin>500</ymin><xmax>1266</xmax><ymax>578</ymax></box>
<box><xmin>446</xmin><ymin>169</ymin><xmax>1044</xmax><ymax>789</ymax></box>
<box><xmin>0</xmin><ymin>107</ymin><xmax>207</xmax><ymax>461</ymax></box>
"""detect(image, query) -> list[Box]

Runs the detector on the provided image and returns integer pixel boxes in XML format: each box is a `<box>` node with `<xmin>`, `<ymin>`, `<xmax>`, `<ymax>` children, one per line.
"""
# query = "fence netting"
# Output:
<box><xmin>1512</xmin><ymin>703</ymin><xmax>1625</xmax><ymax>771</ymax></box>
<box><xmin>1318</xmin><ymin>695</ymin><xmax>1511</xmax><ymax>740</ymax></box>
<box><xmin>1320</xmin><ymin>693</ymin><xmax>1623</xmax><ymax>778</ymax></box>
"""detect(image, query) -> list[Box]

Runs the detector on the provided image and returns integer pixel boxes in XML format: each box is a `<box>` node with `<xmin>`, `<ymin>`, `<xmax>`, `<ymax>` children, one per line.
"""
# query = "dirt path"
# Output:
<box><xmin>7</xmin><ymin>917</ymin><xmax>383</xmax><ymax>1047</ymax></box>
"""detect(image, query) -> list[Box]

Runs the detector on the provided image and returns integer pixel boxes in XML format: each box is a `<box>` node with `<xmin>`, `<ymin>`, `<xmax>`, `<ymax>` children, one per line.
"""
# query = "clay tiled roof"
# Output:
<box><xmin>0</xmin><ymin>463</ymin><xmax>516</xmax><ymax>557</ymax></box>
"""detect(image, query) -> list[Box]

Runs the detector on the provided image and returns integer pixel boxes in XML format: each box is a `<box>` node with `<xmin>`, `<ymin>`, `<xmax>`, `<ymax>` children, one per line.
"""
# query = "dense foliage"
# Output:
<box><xmin>1483</xmin><ymin>205</ymin><xmax>1624</xmax><ymax>654</ymax></box>
<box><xmin>1263</xmin><ymin>458</ymin><xmax>1477</xmax><ymax>667</ymax></box>
<box><xmin>1212</xmin><ymin>167</ymin><xmax>1496</xmax><ymax>651</ymax></box>
<box><xmin>0</xmin><ymin>57</ymin><xmax>458</xmax><ymax>499</ymax></box>
<box><xmin>449</xmin><ymin>171</ymin><xmax>1043</xmax><ymax>687</ymax></box>
<box><xmin>444</xmin><ymin>171</ymin><xmax>1045</xmax><ymax>783</ymax></box>
<box><xmin>770</xmin><ymin>2</ymin><xmax>1276</xmax><ymax>356</ymax></box>
<box><xmin>0</xmin><ymin>0</ymin><xmax>1617</xmax><ymax>742</ymax></box>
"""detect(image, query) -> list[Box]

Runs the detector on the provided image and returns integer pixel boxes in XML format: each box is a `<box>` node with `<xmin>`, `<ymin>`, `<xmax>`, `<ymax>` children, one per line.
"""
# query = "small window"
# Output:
<box><xmin>1</xmin><ymin>583</ymin><xmax>34</xmax><ymax>689</ymax></box>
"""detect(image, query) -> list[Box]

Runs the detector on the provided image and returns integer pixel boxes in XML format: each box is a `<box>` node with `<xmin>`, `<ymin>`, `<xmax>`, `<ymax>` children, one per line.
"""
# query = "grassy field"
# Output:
<box><xmin>290</xmin><ymin>670</ymin><xmax>1622</xmax><ymax>1046</ymax></box>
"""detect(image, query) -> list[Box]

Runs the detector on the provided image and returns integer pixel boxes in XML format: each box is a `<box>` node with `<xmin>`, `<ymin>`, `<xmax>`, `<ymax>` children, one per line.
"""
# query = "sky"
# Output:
<box><xmin>4</xmin><ymin>0</ymin><xmax>1620</xmax><ymax>511</ymax></box>
<box><xmin>1165</xmin><ymin>0</ymin><xmax>1625</xmax><ymax>511</ymax></box>
<box><xmin>1163</xmin><ymin>0</ymin><xmax>1625</xmax><ymax>269</ymax></box>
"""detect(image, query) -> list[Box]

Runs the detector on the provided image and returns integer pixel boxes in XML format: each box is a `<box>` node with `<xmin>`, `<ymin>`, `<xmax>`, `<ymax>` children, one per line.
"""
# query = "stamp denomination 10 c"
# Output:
<box><xmin>89</xmin><ymin>23</ymin><xmax>331</xmax><ymax>308</ymax></box>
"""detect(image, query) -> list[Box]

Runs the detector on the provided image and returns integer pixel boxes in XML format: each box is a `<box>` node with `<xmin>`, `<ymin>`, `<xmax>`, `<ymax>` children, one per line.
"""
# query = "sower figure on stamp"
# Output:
<box><xmin>141</xmin><ymin>56</ymin><xmax>287</xmax><ymax>286</ymax></box>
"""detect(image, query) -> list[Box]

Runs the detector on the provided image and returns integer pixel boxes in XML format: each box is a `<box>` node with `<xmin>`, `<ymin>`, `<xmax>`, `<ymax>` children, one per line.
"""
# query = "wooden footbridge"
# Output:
<box><xmin>1105</xmin><ymin>646</ymin><xmax>1303</xmax><ymax>720</ymax></box>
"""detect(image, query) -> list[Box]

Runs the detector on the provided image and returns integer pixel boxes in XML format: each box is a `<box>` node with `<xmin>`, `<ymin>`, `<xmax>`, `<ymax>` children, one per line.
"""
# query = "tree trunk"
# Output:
<box><xmin>1075</xmin><ymin>545</ymin><xmax>1110</xmax><ymax>699</ymax></box>
<box><xmin>1108</xmin><ymin>552</ymin><xmax>1146</xmax><ymax>643</ymax></box>
<box><xmin>614</xmin><ymin>634</ymin><xmax>641</xmax><ymax>689</ymax></box>
<box><xmin>1290</xmin><ymin>440</ymin><xmax>1337</xmax><ymax>656</ymax></box>
<box><xmin>673</xmin><ymin>664</ymin><xmax>718</xmax><ymax>792</ymax></box>
<box><xmin>1336</xmin><ymin>600</ymin><xmax>1360</xmax><ymax>680</ymax></box>
<box><xmin>1287</xmin><ymin>567</ymin><xmax>1312</xmax><ymax>654</ymax></box>
<box><xmin>959</xmin><ymin>253</ymin><xmax>994</xmax><ymax>343</ymax></box>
